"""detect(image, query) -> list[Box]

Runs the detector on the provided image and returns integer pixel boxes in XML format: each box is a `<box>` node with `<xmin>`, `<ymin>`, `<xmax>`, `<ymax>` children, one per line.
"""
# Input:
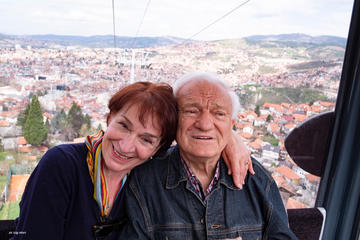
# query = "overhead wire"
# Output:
<box><xmin>111</xmin><ymin>0</ymin><xmax>118</xmax><ymax>83</ymax></box>
<box><xmin>131</xmin><ymin>0</ymin><xmax>152</xmax><ymax>49</ymax></box>
<box><xmin>186</xmin><ymin>0</ymin><xmax>251</xmax><ymax>41</ymax></box>
<box><xmin>112</xmin><ymin>0</ymin><xmax>116</xmax><ymax>48</ymax></box>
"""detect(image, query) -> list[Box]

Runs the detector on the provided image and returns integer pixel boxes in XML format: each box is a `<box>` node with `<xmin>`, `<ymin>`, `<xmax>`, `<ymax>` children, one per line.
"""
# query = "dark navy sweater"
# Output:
<box><xmin>12</xmin><ymin>143</ymin><xmax>126</xmax><ymax>240</ymax></box>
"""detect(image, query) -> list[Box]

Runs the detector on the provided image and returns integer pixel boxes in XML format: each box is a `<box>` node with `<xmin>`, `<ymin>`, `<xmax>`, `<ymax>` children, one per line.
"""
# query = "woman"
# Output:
<box><xmin>12</xmin><ymin>82</ymin><xmax>251</xmax><ymax>240</ymax></box>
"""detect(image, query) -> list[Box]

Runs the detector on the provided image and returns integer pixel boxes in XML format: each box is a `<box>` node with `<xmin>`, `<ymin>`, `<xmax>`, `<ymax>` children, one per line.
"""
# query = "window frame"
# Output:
<box><xmin>315</xmin><ymin>0</ymin><xmax>360</xmax><ymax>239</ymax></box>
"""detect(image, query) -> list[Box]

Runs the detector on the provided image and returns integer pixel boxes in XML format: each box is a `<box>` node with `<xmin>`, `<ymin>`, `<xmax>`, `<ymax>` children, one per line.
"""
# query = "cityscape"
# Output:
<box><xmin>0</xmin><ymin>34</ymin><xmax>344</xmax><ymax>219</ymax></box>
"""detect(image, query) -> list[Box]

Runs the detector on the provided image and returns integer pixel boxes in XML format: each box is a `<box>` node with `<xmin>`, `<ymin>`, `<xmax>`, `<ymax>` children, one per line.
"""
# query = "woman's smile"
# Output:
<box><xmin>112</xmin><ymin>145</ymin><xmax>134</xmax><ymax>161</ymax></box>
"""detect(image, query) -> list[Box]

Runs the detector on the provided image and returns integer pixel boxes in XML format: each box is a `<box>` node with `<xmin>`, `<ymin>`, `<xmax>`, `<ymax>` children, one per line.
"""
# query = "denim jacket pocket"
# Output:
<box><xmin>212</xmin><ymin>231</ymin><xmax>262</xmax><ymax>240</ymax></box>
<box><xmin>153</xmin><ymin>225</ymin><xmax>191</xmax><ymax>240</ymax></box>
<box><xmin>239</xmin><ymin>230</ymin><xmax>262</xmax><ymax>240</ymax></box>
<box><xmin>210</xmin><ymin>226</ymin><xmax>263</xmax><ymax>240</ymax></box>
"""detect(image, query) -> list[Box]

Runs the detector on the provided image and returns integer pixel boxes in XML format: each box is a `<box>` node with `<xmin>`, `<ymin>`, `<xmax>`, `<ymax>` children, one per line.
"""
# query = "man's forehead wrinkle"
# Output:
<box><xmin>180</xmin><ymin>98</ymin><xmax>229</xmax><ymax>113</ymax></box>
<box><xmin>183</xmin><ymin>84</ymin><xmax>224</xmax><ymax>98</ymax></box>
<box><xmin>199</xmin><ymin>90</ymin><xmax>217</xmax><ymax>99</ymax></box>
<box><xmin>177</xmin><ymin>79</ymin><xmax>231</xmax><ymax>109</ymax></box>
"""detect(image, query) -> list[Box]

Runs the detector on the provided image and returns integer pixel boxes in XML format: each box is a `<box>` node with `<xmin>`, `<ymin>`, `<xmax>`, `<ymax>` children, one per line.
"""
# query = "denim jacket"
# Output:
<box><xmin>119</xmin><ymin>146</ymin><xmax>297</xmax><ymax>240</ymax></box>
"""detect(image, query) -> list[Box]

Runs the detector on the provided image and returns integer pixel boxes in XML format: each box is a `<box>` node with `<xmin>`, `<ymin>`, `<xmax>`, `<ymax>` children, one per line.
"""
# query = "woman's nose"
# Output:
<box><xmin>118</xmin><ymin>134</ymin><xmax>136</xmax><ymax>153</ymax></box>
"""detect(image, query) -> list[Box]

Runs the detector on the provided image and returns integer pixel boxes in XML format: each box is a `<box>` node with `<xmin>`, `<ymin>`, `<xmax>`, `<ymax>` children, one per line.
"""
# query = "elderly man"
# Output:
<box><xmin>120</xmin><ymin>73</ymin><xmax>297</xmax><ymax>239</ymax></box>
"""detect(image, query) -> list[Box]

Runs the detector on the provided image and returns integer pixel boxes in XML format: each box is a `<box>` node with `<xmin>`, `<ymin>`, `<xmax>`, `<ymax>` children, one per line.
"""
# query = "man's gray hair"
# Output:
<box><xmin>173</xmin><ymin>72</ymin><xmax>240</xmax><ymax>120</ymax></box>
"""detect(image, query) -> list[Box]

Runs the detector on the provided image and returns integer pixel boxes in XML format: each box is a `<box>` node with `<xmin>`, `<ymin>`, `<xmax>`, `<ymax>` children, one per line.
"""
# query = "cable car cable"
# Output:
<box><xmin>131</xmin><ymin>0</ymin><xmax>152</xmax><ymax>49</ymax></box>
<box><xmin>186</xmin><ymin>0</ymin><xmax>251</xmax><ymax>40</ymax></box>
<box><xmin>112</xmin><ymin>0</ymin><xmax>116</xmax><ymax>48</ymax></box>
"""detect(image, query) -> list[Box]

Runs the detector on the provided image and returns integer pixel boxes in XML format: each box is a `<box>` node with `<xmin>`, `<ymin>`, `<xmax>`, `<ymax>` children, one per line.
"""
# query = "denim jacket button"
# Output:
<box><xmin>200</xmin><ymin>218</ymin><xmax>205</xmax><ymax>224</ymax></box>
<box><xmin>210</xmin><ymin>224</ymin><xmax>221</xmax><ymax>229</ymax></box>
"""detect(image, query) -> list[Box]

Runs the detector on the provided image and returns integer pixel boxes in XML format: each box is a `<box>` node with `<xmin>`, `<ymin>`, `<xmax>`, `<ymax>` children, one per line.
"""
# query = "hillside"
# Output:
<box><xmin>0</xmin><ymin>34</ymin><xmax>189</xmax><ymax>48</ymax></box>
<box><xmin>0</xmin><ymin>33</ymin><xmax>346</xmax><ymax>50</ymax></box>
<box><xmin>245</xmin><ymin>33</ymin><xmax>346</xmax><ymax>46</ymax></box>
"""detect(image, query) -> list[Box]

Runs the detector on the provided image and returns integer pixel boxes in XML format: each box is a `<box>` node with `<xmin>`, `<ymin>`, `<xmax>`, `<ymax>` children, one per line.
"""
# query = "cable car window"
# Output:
<box><xmin>0</xmin><ymin>0</ymin><xmax>355</xmax><ymax>222</ymax></box>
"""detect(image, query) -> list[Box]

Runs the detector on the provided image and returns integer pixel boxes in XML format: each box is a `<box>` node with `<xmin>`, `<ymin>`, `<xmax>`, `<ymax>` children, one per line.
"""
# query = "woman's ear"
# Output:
<box><xmin>106</xmin><ymin>113</ymin><xmax>112</xmax><ymax>126</ymax></box>
<box><xmin>152</xmin><ymin>142</ymin><xmax>164</xmax><ymax>158</ymax></box>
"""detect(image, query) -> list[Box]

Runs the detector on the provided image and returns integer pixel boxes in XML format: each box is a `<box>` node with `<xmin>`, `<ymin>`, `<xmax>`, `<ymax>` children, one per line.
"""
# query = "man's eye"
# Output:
<box><xmin>216</xmin><ymin>112</ymin><xmax>226</xmax><ymax>117</ymax></box>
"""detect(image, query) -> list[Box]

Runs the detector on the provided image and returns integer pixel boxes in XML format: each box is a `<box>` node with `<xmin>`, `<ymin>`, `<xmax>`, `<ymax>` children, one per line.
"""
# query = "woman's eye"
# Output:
<box><xmin>184</xmin><ymin>109</ymin><xmax>198</xmax><ymax>114</ymax></box>
<box><xmin>142</xmin><ymin>138</ymin><xmax>153</xmax><ymax>145</ymax></box>
<box><xmin>119</xmin><ymin>122</ymin><xmax>128</xmax><ymax>129</ymax></box>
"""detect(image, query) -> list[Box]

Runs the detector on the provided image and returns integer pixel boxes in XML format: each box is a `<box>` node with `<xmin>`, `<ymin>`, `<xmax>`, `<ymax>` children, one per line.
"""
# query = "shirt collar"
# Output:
<box><xmin>166</xmin><ymin>145</ymin><xmax>240</xmax><ymax>191</ymax></box>
<box><xmin>180</xmin><ymin>156</ymin><xmax>220</xmax><ymax>200</ymax></box>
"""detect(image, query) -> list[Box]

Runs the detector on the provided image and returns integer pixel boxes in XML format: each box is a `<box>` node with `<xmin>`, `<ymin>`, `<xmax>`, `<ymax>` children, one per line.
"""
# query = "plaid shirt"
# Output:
<box><xmin>181</xmin><ymin>157</ymin><xmax>220</xmax><ymax>201</ymax></box>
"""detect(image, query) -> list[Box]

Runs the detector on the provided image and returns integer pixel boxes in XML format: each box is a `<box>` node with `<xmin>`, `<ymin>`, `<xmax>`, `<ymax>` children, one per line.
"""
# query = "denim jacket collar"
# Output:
<box><xmin>166</xmin><ymin>145</ymin><xmax>240</xmax><ymax>191</ymax></box>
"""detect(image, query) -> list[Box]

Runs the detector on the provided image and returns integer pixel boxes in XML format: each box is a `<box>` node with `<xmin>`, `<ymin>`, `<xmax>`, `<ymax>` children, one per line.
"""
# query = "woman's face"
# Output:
<box><xmin>102</xmin><ymin>103</ymin><xmax>162</xmax><ymax>175</ymax></box>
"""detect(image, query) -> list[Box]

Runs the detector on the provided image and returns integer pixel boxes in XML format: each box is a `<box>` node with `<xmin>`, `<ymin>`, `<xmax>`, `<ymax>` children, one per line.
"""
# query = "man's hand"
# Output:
<box><xmin>222</xmin><ymin>132</ymin><xmax>255</xmax><ymax>189</ymax></box>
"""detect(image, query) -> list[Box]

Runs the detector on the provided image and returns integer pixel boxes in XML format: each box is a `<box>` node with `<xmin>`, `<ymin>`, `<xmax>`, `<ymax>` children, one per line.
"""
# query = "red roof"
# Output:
<box><xmin>0</xmin><ymin>120</ymin><xmax>10</xmax><ymax>127</ymax></box>
<box><xmin>285</xmin><ymin>123</ymin><xmax>295</xmax><ymax>129</ymax></box>
<box><xmin>18</xmin><ymin>146</ymin><xmax>33</xmax><ymax>153</ymax></box>
<box><xmin>305</xmin><ymin>173</ymin><xmax>320</xmax><ymax>182</ymax></box>
<box><xmin>311</xmin><ymin>105</ymin><xmax>322</xmax><ymax>113</ymax></box>
<box><xmin>245</xmin><ymin>111</ymin><xmax>257</xmax><ymax>118</ymax></box>
<box><xmin>248</xmin><ymin>141</ymin><xmax>261</xmax><ymax>150</ymax></box>
<box><xmin>17</xmin><ymin>136</ymin><xmax>28</xmax><ymax>145</ymax></box>
<box><xmin>263</xmin><ymin>102</ymin><xmax>272</xmax><ymax>109</ymax></box>
<box><xmin>239</xmin><ymin>132</ymin><xmax>252</xmax><ymax>139</ymax></box>
<box><xmin>271</xmin><ymin>104</ymin><xmax>283</xmax><ymax>112</ymax></box>
<box><xmin>254</xmin><ymin>138</ymin><xmax>263</xmax><ymax>145</ymax></box>
<box><xmin>263</xmin><ymin>103</ymin><xmax>282</xmax><ymax>112</ymax></box>
<box><xmin>37</xmin><ymin>146</ymin><xmax>48</xmax><ymax>152</ymax></box>
<box><xmin>273</xmin><ymin>175</ymin><xmax>286</xmax><ymax>186</ymax></box>
<box><xmin>42</xmin><ymin>112</ymin><xmax>53</xmax><ymax>119</ymax></box>
<box><xmin>292</xmin><ymin>114</ymin><xmax>307</xmax><ymax>122</ymax></box>
<box><xmin>274</xmin><ymin>166</ymin><xmax>301</xmax><ymax>180</ymax></box>
<box><xmin>269</xmin><ymin>122</ymin><xmax>280</xmax><ymax>132</ymax></box>
<box><xmin>0</xmin><ymin>111</ymin><xmax>18</xmax><ymax>118</ymax></box>
<box><xmin>286</xmin><ymin>198</ymin><xmax>307</xmax><ymax>209</ymax></box>
<box><xmin>281</xmin><ymin>103</ymin><xmax>291</xmax><ymax>109</ymax></box>
<box><xmin>318</xmin><ymin>101</ymin><xmax>333</xmax><ymax>107</ymax></box>
<box><xmin>24</xmin><ymin>155</ymin><xmax>37</xmax><ymax>161</ymax></box>
<box><xmin>235</xmin><ymin>122</ymin><xmax>244</xmax><ymax>129</ymax></box>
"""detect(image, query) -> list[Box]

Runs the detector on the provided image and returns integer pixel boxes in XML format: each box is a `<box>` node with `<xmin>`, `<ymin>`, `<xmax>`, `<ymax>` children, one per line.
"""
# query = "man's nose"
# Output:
<box><xmin>195</xmin><ymin>111</ymin><xmax>213</xmax><ymax>130</ymax></box>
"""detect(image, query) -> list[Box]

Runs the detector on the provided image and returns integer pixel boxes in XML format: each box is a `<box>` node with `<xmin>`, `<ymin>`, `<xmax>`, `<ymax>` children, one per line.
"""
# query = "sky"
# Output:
<box><xmin>0</xmin><ymin>0</ymin><xmax>354</xmax><ymax>40</ymax></box>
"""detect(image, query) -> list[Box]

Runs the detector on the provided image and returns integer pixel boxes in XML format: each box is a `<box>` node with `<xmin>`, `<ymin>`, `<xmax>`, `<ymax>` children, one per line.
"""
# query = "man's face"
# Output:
<box><xmin>176</xmin><ymin>79</ymin><xmax>234</xmax><ymax>162</ymax></box>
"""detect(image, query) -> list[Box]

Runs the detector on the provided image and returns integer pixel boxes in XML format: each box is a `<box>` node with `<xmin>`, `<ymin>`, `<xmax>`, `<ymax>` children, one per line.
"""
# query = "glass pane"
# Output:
<box><xmin>0</xmin><ymin>0</ymin><xmax>355</xmax><ymax>221</ymax></box>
